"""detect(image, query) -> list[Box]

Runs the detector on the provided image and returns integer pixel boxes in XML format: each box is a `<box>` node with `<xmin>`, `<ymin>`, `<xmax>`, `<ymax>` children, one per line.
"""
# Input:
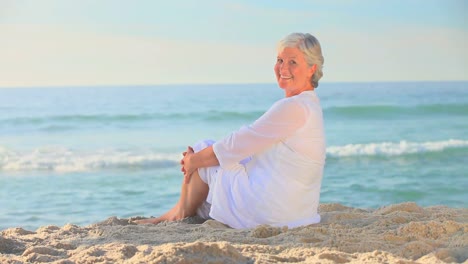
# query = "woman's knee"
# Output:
<box><xmin>192</xmin><ymin>139</ymin><xmax>216</xmax><ymax>153</ymax></box>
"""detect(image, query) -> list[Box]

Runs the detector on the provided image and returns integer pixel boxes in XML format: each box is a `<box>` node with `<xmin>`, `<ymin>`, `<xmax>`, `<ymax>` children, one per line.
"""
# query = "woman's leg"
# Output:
<box><xmin>135</xmin><ymin>169</ymin><xmax>209</xmax><ymax>224</ymax></box>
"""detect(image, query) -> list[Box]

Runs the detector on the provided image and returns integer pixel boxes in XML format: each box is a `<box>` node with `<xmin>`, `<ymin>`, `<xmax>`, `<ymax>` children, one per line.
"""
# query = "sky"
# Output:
<box><xmin>0</xmin><ymin>0</ymin><xmax>467</xmax><ymax>87</ymax></box>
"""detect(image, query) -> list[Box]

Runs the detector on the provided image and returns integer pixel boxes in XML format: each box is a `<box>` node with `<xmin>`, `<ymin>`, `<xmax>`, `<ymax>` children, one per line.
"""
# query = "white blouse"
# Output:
<box><xmin>208</xmin><ymin>90</ymin><xmax>326</xmax><ymax>229</ymax></box>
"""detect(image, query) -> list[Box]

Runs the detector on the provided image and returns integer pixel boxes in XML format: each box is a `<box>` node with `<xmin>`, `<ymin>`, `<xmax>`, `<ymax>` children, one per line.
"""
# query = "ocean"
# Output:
<box><xmin>1</xmin><ymin>82</ymin><xmax>467</xmax><ymax>231</ymax></box>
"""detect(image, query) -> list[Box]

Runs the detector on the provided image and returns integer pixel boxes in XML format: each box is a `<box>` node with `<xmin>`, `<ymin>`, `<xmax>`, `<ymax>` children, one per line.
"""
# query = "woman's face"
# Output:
<box><xmin>274</xmin><ymin>47</ymin><xmax>316</xmax><ymax>97</ymax></box>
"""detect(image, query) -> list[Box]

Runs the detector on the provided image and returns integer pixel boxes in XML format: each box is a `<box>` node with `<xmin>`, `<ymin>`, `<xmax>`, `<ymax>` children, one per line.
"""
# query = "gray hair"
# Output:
<box><xmin>277</xmin><ymin>33</ymin><xmax>324</xmax><ymax>88</ymax></box>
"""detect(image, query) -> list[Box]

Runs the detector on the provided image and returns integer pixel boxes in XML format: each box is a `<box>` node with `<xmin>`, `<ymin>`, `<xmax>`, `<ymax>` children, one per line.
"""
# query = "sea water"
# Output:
<box><xmin>0</xmin><ymin>82</ymin><xmax>467</xmax><ymax>230</ymax></box>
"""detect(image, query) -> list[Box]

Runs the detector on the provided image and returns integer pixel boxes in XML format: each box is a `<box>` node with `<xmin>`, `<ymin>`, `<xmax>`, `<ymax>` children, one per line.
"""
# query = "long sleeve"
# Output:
<box><xmin>213</xmin><ymin>97</ymin><xmax>308</xmax><ymax>169</ymax></box>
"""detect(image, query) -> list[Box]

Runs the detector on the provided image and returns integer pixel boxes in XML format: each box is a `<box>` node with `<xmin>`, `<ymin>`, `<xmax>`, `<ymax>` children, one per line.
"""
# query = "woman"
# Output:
<box><xmin>137</xmin><ymin>33</ymin><xmax>325</xmax><ymax>229</ymax></box>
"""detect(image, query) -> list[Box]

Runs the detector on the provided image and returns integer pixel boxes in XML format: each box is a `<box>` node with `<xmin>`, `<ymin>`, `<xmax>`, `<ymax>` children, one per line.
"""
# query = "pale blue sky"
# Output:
<box><xmin>0</xmin><ymin>0</ymin><xmax>466</xmax><ymax>87</ymax></box>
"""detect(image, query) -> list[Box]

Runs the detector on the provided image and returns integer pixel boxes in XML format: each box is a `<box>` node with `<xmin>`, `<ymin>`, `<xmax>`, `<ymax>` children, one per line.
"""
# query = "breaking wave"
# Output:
<box><xmin>327</xmin><ymin>139</ymin><xmax>468</xmax><ymax>157</ymax></box>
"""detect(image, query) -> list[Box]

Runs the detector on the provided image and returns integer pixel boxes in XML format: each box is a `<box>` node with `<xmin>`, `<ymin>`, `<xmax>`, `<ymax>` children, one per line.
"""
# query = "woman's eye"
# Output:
<box><xmin>290</xmin><ymin>60</ymin><xmax>297</xmax><ymax>65</ymax></box>
<box><xmin>276</xmin><ymin>58</ymin><xmax>283</xmax><ymax>63</ymax></box>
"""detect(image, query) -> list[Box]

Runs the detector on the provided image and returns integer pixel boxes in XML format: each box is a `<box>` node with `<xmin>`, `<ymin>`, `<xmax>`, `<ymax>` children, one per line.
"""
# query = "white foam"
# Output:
<box><xmin>1</xmin><ymin>139</ymin><xmax>467</xmax><ymax>172</ymax></box>
<box><xmin>0</xmin><ymin>146</ymin><xmax>181</xmax><ymax>172</ymax></box>
<box><xmin>327</xmin><ymin>139</ymin><xmax>468</xmax><ymax>157</ymax></box>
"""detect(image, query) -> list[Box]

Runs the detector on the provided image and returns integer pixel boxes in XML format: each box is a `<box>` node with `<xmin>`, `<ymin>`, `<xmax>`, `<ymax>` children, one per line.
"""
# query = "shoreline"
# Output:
<box><xmin>1</xmin><ymin>202</ymin><xmax>466</xmax><ymax>263</ymax></box>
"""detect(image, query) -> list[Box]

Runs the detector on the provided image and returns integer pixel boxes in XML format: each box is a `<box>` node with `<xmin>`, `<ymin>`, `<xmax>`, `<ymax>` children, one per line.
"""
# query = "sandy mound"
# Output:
<box><xmin>1</xmin><ymin>202</ymin><xmax>466</xmax><ymax>263</ymax></box>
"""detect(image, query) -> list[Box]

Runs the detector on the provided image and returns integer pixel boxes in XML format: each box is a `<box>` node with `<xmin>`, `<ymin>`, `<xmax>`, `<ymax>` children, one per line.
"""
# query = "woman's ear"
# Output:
<box><xmin>309</xmin><ymin>64</ymin><xmax>317</xmax><ymax>77</ymax></box>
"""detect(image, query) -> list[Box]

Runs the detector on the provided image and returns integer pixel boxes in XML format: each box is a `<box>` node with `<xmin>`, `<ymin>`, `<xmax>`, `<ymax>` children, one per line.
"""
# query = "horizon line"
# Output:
<box><xmin>0</xmin><ymin>80</ymin><xmax>467</xmax><ymax>89</ymax></box>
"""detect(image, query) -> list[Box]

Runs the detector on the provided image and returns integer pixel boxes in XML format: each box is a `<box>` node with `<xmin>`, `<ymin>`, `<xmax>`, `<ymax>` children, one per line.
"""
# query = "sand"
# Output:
<box><xmin>0</xmin><ymin>202</ymin><xmax>466</xmax><ymax>264</ymax></box>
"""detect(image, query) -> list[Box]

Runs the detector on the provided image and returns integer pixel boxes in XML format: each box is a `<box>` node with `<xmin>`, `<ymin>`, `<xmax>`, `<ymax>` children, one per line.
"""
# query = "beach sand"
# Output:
<box><xmin>1</xmin><ymin>202</ymin><xmax>466</xmax><ymax>263</ymax></box>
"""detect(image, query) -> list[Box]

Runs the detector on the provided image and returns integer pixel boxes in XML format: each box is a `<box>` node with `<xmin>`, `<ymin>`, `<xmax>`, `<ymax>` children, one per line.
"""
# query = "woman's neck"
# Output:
<box><xmin>285</xmin><ymin>87</ymin><xmax>314</xmax><ymax>97</ymax></box>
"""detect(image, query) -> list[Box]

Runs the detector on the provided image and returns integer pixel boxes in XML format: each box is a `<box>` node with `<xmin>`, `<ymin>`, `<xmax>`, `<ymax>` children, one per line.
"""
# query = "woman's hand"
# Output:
<box><xmin>180</xmin><ymin>144</ymin><xmax>219</xmax><ymax>184</ymax></box>
<box><xmin>180</xmin><ymin>146</ymin><xmax>196</xmax><ymax>184</ymax></box>
<box><xmin>180</xmin><ymin>151</ymin><xmax>187</xmax><ymax>174</ymax></box>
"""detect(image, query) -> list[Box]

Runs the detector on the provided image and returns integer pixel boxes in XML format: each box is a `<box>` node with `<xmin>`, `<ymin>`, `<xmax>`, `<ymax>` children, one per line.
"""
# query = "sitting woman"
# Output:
<box><xmin>136</xmin><ymin>32</ymin><xmax>326</xmax><ymax>229</ymax></box>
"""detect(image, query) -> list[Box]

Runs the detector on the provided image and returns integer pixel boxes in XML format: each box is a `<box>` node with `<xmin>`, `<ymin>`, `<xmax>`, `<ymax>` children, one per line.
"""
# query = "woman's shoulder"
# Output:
<box><xmin>265</xmin><ymin>95</ymin><xmax>310</xmax><ymax>119</ymax></box>
<box><xmin>271</xmin><ymin>96</ymin><xmax>302</xmax><ymax>111</ymax></box>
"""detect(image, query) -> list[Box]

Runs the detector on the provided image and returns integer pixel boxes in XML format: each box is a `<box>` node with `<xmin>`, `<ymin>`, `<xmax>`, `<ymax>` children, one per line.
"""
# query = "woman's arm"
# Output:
<box><xmin>213</xmin><ymin>97</ymin><xmax>307</xmax><ymax>169</ymax></box>
<box><xmin>182</xmin><ymin>97</ymin><xmax>308</xmax><ymax>182</ymax></box>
